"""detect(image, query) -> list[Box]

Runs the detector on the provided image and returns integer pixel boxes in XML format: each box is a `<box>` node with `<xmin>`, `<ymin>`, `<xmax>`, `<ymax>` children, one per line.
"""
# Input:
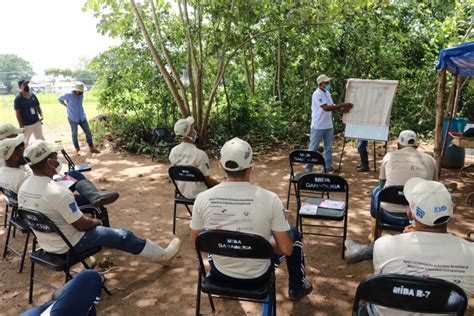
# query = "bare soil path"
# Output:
<box><xmin>0</xmin><ymin>130</ymin><xmax>473</xmax><ymax>315</ymax></box>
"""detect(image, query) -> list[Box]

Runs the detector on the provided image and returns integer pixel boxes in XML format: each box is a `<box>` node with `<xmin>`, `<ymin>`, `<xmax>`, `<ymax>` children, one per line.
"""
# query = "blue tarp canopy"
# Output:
<box><xmin>436</xmin><ymin>41</ymin><xmax>474</xmax><ymax>77</ymax></box>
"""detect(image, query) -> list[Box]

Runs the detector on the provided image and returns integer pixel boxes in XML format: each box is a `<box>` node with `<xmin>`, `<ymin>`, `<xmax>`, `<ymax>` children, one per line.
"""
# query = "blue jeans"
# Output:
<box><xmin>370</xmin><ymin>187</ymin><xmax>410</xmax><ymax>226</ymax></box>
<box><xmin>68</xmin><ymin>119</ymin><xmax>94</xmax><ymax>149</ymax></box>
<box><xmin>65</xmin><ymin>171</ymin><xmax>109</xmax><ymax>224</ymax></box>
<box><xmin>307</xmin><ymin>128</ymin><xmax>333</xmax><ymax>171</ymax></box>
<box><xmin>357</xmin><ymin>140</ymin><xmax>368</xmax><ymax>154</ymax></box>
<box><xmin>20</xmin><ymin>270</ymin><xmax>102</xmax><ymax>316</ymax></box>
<box><xmin>209</xmin><ymin>226</ymin><xmax>306</xmax><ymax>292</ymax></box>
<box><xmin>71</xmin><ymin>226</ymin><xmax>146</xmax><ymax>255</ymax></box>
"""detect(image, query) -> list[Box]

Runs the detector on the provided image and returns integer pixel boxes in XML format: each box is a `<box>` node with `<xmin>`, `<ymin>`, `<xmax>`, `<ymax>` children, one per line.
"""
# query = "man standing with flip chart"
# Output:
<box><xmin>307</xmin><ymin>74</ymin><xmax>353</xmax><ymax>172</ymax></box>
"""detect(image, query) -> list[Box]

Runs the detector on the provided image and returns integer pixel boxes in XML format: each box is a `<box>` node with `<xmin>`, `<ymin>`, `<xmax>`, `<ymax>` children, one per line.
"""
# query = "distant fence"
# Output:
<box><xmin>0</xmin><ymin>92</ymin><xmax>98</xmax><ymax>107</ymax></box>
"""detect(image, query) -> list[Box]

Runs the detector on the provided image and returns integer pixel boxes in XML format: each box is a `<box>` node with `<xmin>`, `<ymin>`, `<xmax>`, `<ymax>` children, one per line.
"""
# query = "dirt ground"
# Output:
<box><xmin>0</xmin><ymin>130</ymin><xmax>473</xmax><ymax>315</ymax></box>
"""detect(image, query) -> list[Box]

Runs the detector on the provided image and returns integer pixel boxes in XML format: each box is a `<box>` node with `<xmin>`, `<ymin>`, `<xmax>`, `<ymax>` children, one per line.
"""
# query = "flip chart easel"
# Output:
<box><xmin>337</xmin><ymin>79</ymin><xmax>398</xmax><ymax>174</ymax></box>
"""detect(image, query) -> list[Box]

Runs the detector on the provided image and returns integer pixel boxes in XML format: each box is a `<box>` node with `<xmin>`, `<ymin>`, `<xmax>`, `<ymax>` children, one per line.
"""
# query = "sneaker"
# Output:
<box><xmin>288</xmin><ymin>279</ymin><xmax>313</xmax><ymax>301</ymax></box>
<box><xmin>90</xmin><ymin>147</ymin><xmax>101</xmax><ymax>154</ymax></box>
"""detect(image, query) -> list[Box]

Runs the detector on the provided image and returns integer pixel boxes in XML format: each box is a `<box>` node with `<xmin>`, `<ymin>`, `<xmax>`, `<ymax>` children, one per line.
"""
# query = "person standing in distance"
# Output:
<box><xmin>14</xmin><ymin>80</ymin><xmax>45</xmax><ymax>146</ymax></box>
<box><xmin>58</xmin><ymin>82</ymin><xmax>100</xmax><ymax>155</ymax></box>
<box><xmin>307</xmin><ymin>74</ymin><xmax>352</xmax><ymax>172</ymax></box>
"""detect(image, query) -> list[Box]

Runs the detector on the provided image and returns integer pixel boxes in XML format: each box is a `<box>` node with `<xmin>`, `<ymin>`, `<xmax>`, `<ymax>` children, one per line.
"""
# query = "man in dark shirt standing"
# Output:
<box><xmin>14</xmin><ymin>80</ymin><xmax>44</xmax><ymax>145</ymax></box>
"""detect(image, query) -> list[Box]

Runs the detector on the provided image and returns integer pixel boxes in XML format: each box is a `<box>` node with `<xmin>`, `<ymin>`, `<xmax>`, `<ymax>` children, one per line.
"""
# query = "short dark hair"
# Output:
<box><xmin>224</xmin><ymin>168</ymin><xmax>249</xmax><ymax>178</ymax></box>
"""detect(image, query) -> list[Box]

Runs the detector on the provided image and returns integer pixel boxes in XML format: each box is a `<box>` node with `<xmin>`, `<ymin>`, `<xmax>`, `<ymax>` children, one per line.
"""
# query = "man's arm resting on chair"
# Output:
<box><xmin>71</xmin><ymin>216</ymin><xmax>102</xmax><ymax>231</ymax></box>
<box><xmin>204</xmin><ymin>176</ymin><xmax>220</xmax><ymax>188</ymax></box>
<box><xmin>271</xmin><ymin>230</ymin><xmax>293</xmax><ymax>256</ymax></box>
<box><xmin>191</xmin><ymin>229</ymin><xmax>203</xmax><ymax>249</ymax></box>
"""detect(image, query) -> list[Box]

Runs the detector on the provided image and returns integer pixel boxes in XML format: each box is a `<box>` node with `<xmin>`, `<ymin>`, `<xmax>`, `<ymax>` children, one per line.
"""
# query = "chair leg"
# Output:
<box><xmin>185</xmin><ymin>204</ymin><xmax>192</xmax><ymax>216</ymax></box>
<box><xmin>29</xmin><ymin>258</ymin><xmax>35</xmax><ymax>304</ymax></box>
<box><xmin>2</xmin><ymin>220</ymin><xmax>13</xmax><ymax>258</ymax></box>
<box><xmin>3</xmin><ymin>204</ymin><xmax>8</xmax><ymax>228</ymax></box>
<box><xmin>286</xmin><ymin>179</ymin><xmax>292</xmax><ymax>209</ymax></box>
<box><xmin>207</xmin><ymin>293</ymin><xmax>215</xmax><ymax>312</ymax></box>
<box><xmin>342</xmin><ymin>214</ymin><xmax>348</xmax><ymax>260</ymax></box>
<box><xmin>195</xmin><ymin>275</ymin><xmax>202</xmax><ymax>316</ymax></box>
<box><xmin>19</xmin><ymin>231</ymin><xmax>30</xmax><ymax>273</ymax></box>
<box><xmin>172</xmin><ymin>203</ymin><xmax>177</xmax><ymax>235</ymax></box>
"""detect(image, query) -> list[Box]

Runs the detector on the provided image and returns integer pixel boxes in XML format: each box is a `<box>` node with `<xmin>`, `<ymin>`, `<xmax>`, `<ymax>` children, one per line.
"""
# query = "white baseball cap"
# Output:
<box><xmin>0</xmin><ymin>134</ymin><xmax>24</xmax><ymax>160</ymax></box>
<box><xmin>174</xmin><ymin>116</ymin><xmax>195</xmax><ymax>137</ymax></box>
<box><xmin>73</xmin><ymin>82</ymin><xmax>85</xmax><ymax>92</ymax></box>
<box><xmin>398</xmin><ymin>130</ymin><xmax>418</xmax><ymax>147</ymax></box>
<box><xmin>220</xmin><ymin>137</ymin><xmax>253</xmax><ymax>171</ymax></box>
<box><xmin>404</xmin><ymin>177</ymin><xmax>453</xmax><ymax>226</ymax></box>
<box><xmin>0</xmin><ymin>123</ymin><xmax>24</xmax><ymax>140</ymax></box>
<box><xmin>317</xmin><ymin>74</ymin><xmax>332</xmax><ymax>85</ymax></box>
<box><xmin>24</xmin><ymin>140</ymin><xmax>63</xmax><ymax>165</ymax></box>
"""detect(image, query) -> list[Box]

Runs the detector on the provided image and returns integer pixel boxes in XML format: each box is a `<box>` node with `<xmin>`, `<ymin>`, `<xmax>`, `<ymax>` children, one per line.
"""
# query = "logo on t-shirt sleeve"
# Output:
<box><xmin>68</xmin><ymin>202</ymin><xmax>78</xmax><ymax>213</ymax></box>
<box><xmin>319</xmin><ymin>98</ymin><xmax>323</xmax><ymax>103</ymax></box>
<box><xmin>281</xmin><ymin>208</ymin><xmax>288</xmax><ymax>221</ymax></box>
<box><xmin>205</xmin><ymin>162</ymin><xmax>210</xmax><ymax>169</ymax></box>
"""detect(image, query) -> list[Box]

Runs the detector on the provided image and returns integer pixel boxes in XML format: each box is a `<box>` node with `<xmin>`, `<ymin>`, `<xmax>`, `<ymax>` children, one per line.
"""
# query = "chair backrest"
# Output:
<box><xmin>196</xmin><ymin>230</ymin><xmax>274</xmax><ymax>260</ymax></box>
<box><xmin>61</xmin><ymin>149</ymin><xmax>75</xmax><ymax>171</ymax></box>
<box><xmin>168</xmin><ymin>165</ymin><xmax>209</xmax><ymax>198</ymax></box>
<box><xmin>378</xmin><ymin>185</ymin><xmax>408</xmax><ymax>206</ymax></box>
<box><xmin>353</xmin><ymin>274</ymin><xmax>468</xmax><ymax>316</ymax></box>
<box><xmin>1</xmin><ymin>187</ymin><xmax>18</xmax><ymax>206</ymax></box>
<box><xmin>297</xmin><ymin>173</ymin><xmax>349</xmax><ymax>194</ymax></box>
<box><xmin>289</xmin><ymin>150</ymin><xmax>326</xmax><ymax>173</ymax></box>
<box><xmin>153</xmin><ymin>127</ymin><xmax>173</xmax><ymax>143</ymax></box>
<box><xmin>18</xmin><ymin>208</ymin><xmax>75</xmax><ymax>250</ymax></box>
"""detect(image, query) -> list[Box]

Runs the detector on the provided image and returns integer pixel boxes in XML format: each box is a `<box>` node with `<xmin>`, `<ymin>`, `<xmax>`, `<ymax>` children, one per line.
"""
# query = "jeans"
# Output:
<box><xmin>20</xmin><ymin>270</ymin><xmax>102</xmax><ymax>316</ymax></box>
<box><xmin>68</xmin><ymin>118</ymin><xmax>94</xmax><ymax>149</ymax></box>
<box><xmin>357</xmin><ymin>140</ymin><xmax>368</xmax><ymax>154</ymax></box>
<box><xmin>370</xmin><ymin>187</ymin><xmax>410</xmax><ymax>226</ymax></box>
<box><xmin>209</xmin><ymin>226</ymin><xmax>306</xmax><ymax>292</ymax></box>
<box><xmin>307</xmin><ymin>127</ymin><xmax>333</xmax><ymax>172</ymax></box>
<box><xmin>71</xmin><ymin>226</ymin><xmax>146</xmax><ymax>255</ymax></box>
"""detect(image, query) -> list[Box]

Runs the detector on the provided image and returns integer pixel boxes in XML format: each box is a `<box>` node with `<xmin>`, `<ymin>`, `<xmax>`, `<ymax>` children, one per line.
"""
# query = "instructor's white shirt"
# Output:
<box><xmin>311</xmin><ymin>88</ymin><xmax>334</xmax><ymax>130</ymax></box>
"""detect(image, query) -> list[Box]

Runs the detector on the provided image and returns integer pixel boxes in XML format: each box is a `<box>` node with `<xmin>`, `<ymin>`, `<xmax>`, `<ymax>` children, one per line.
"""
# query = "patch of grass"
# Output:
<box><xmin>0</xmin><ymin>93</ymin><xmax>99</xmax><ymax>127</ymax></box>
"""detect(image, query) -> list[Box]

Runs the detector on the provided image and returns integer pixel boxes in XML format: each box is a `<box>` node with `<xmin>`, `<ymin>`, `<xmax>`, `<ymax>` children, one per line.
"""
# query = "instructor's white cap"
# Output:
<box><xmin>0</xmin><ymin>123</ymin><xmax>24</xmax><ymax>140</ymax></box>
<box><xmin>174</xmin><ymin>116</ymin><xmax>195</xmax><ymax>137</ymax></box>
<box><xmin>317</xmin><ymin>74</ymin><xmax>332</xmax><ymax>85</ymax></box>
<box><xmin>220</xmin><ymin>137</ymin><xmax>253</xmax><ymax>171</ymax></box>
<box><xmin>24</xmin><ymin>140</ymin><xmax>63</xmax><ymax>165</ymax></box>
<box><xmin>404</xmin><ymin>177</ymin><xmax>453</xmax><ymax>226</ymax></box>
<box><xmin>0</xmin><ymin>134</ymin><xmax>24</xmax><ymax>160</ymax></box>
<box><xmin>398</xmin><ymin>130</ymin><xmax>418</xmax><ymax>147</ymax></box>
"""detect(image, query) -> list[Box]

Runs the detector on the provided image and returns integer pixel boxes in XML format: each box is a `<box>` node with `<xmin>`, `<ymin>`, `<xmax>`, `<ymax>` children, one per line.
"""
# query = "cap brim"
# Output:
<box><xmin>403</xmin><ymin>177</ymin><xmax>425</xmax><ymax>202</ymax></box>
<box><xmin>50</xmin><ymin>144</ymin><xmax>64</xmax><ymax>153</ymax></box>
<box><xmin>14</xmin><ymin>134</ymin><xmax>25</xmax><ymax>146</ymax></box>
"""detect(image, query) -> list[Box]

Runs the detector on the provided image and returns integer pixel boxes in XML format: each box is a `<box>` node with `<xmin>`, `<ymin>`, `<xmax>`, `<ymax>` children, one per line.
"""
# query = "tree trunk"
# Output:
<box><xmin>223</xmin><ymin>75</ymin><xmax>232</xmax><ymax>131</ymax></box>
<box><xmin>130</xmin><ymin>0</ymin><xmax>188</xmax><ymax>117</ymax></box>
<box><xmin>434</xmin><ymin>69</ymin><xmax>447</xmax><ymax>177</ymax></box>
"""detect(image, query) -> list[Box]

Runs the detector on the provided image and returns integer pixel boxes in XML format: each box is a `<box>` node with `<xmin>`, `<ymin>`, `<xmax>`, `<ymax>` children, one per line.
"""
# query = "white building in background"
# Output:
<box><xmin>29</xmin><ymin>80</ymin><xmax>88</xmax><ymax>93</ymax></box>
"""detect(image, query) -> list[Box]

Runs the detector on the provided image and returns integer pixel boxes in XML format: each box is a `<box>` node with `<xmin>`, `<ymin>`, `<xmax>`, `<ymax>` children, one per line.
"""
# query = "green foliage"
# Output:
<box><xmin>0</xmin><ymin>54</ymin><xmax>34</xmax><ymax>93</ymax></box>
<box><xmin>86</xmin><ymin>0</ymin><xmax>473</xmax><ymax>153</ymax></box>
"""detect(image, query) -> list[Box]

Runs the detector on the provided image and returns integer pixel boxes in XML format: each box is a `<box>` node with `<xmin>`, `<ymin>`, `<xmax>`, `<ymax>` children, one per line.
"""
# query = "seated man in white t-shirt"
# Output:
<box><xmin>0</xmin><ymin>123</ymin><xmax>31</xmax><ymax>175</ymax></box>
<box><xmin>18</xmin><ymin>140</ymin><xmax>181</xmax><ymax>265</ymax></box>
<box><xmin>369</xmin><ymin>130</ymin><xmax>437</xmax><ymax>241</ymax></box>
<box><xmin>367</xmin><ymin>177</ymin><xmax>474</xmax><ymax>315</ymax></box>
<box><xmin>169</xmin><ymin>116</ymin><xmax>219</xmax><ymax>198</ymax></box>
<box><xmin>191</xmin><ymin>138</ymin><xmax>313</xmax><ymax>301</ymax></box>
